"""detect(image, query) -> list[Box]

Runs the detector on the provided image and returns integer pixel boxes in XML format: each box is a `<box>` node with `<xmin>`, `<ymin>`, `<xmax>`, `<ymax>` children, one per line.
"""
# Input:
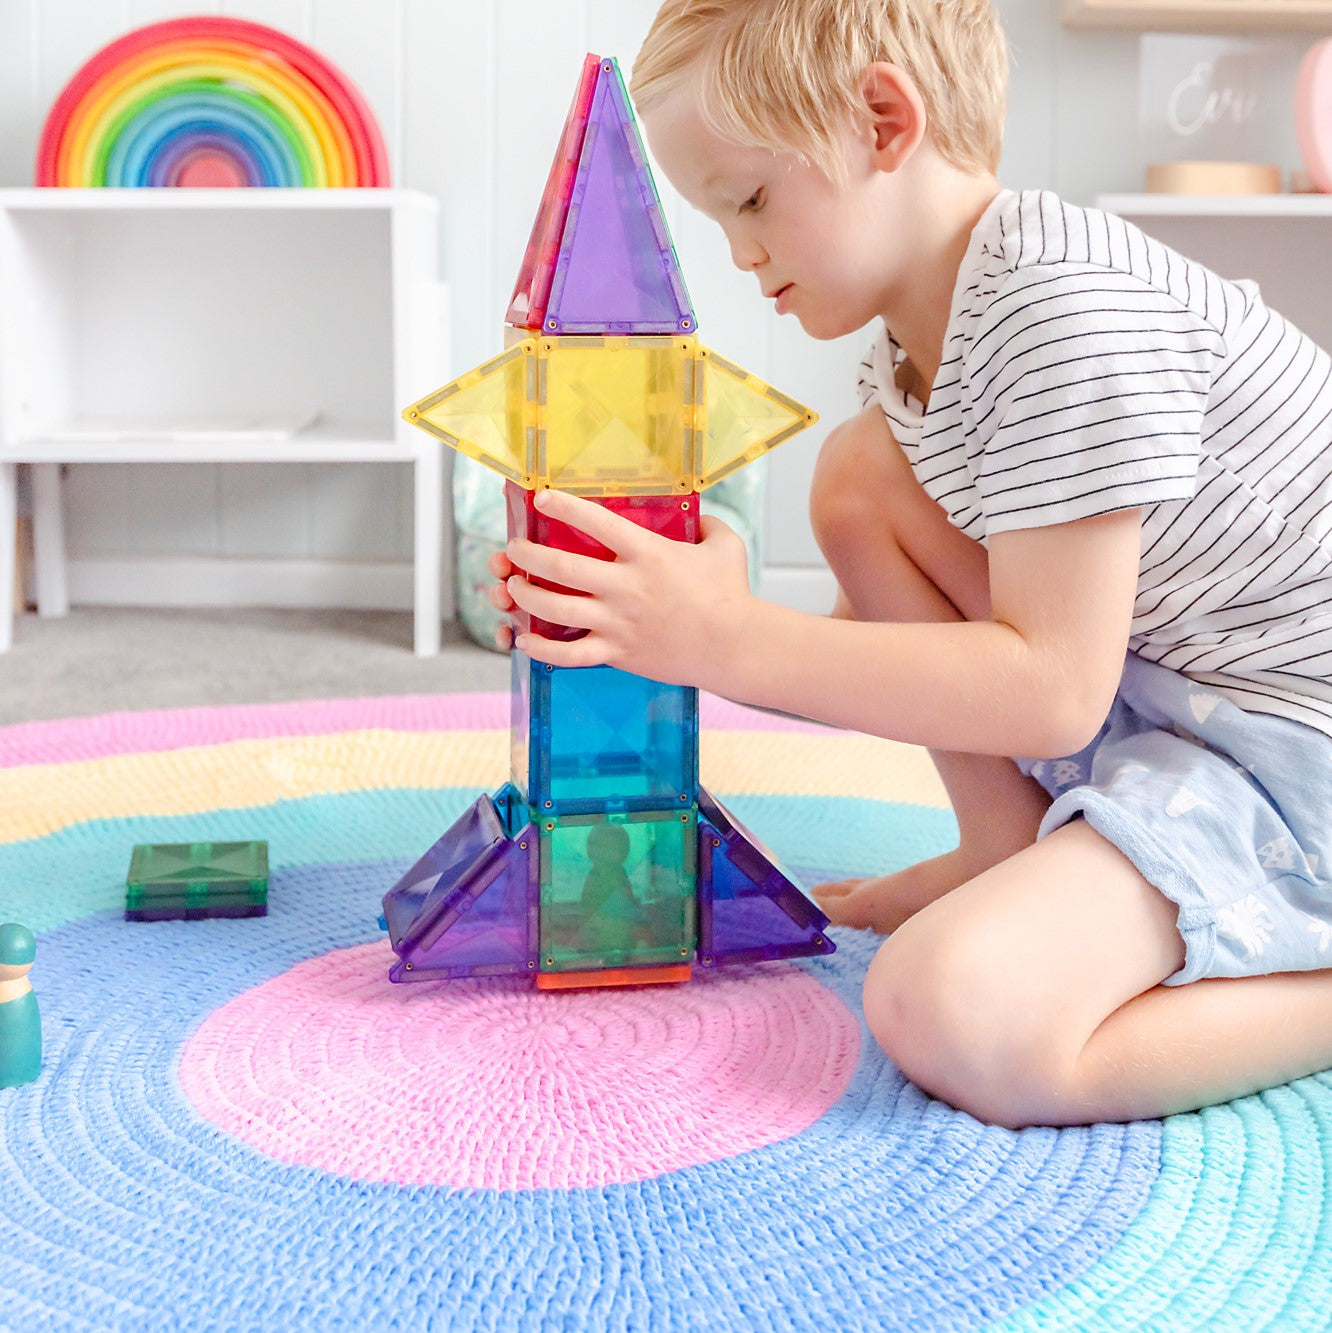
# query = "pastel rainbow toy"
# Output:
<box><xmin>35</xmin><ymin>16</ymin><xmax>388</xmax><ymax>188</ymax></box>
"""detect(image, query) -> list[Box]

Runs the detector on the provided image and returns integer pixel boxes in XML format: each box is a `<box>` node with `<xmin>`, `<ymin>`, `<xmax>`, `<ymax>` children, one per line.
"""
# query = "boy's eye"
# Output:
<box><xmin>739</xmin><ymin>188</ymin><xmax>764</xmax><ymax>213</ymax></box>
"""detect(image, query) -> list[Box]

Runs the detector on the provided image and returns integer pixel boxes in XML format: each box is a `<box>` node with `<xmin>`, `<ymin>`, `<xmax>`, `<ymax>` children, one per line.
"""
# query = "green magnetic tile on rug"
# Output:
<box><xmin>127</xmin><ymin>839</ymin><xmax>268</xmax><ymax>888</ymax></box>
<box><xmin>126</xmin><ymin>840</ymin><xmax>269</xmax><ymax>921</ymax></box>
<box><xmin>540</xmin><ymin>810</ymin><xmax>696</xmax><ymax>971</ymax></box>
<box><xmin>126</xmin><ymin>890</ymin><xmax>269</xmax><ymax>911</ymax></box>
<box><xmin>0</xmin><ymin>789</ymin><xmax>478</xmax><ymax>932</ymax></box>
<box><xmin>1</xmin><ymin>790</ymin><xmax>959</xmax><ymax>932</ymax></box>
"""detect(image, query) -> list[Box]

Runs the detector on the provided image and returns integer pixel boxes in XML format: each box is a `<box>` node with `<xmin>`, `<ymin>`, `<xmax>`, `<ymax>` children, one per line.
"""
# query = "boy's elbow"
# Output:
<box><xmin>1022</xmin><ymin>687</ymin><xmax>1112</xmax><ymax>760</ymax></box>
<box><xmin>1023</xmin><ymin>715</ymin><xmax>1096</xmax><ymax>762</ymax></box>
<box><xmin>1002</xmin><ymin>628</ymin><xmax>1122</xmax><ymax>759</ymax></box>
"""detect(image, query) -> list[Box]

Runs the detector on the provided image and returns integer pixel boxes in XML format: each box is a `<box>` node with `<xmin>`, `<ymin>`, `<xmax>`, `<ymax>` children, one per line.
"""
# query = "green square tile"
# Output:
<box><xmin>126</xmin><ymin>884</ymin><xmax>269</xmax><ymax>910</ymax></box>
<box><xmin>538</xmin><ymin>810</ymin><xmax>695</xmax><ymax>972</ymax></box>
<box><xmin>126</xmin><ymin>840</ymin><xmax>269</xmax><ymax>919</ymax></box>
<box><xmin>128</xmin><ymin>840</ymin><xmax>268</xmax><ymax>887</ymax></box>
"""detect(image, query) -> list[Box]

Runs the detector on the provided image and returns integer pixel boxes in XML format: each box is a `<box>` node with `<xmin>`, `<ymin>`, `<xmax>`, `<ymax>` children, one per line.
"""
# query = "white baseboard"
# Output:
<box><xmin>68</xmin><ymin>556</ymin><xmax>416</xmax><ymax>610</ymax></box>
<box><xmin>65</xmin><ymin>555</ymin><xmax>835</xmax><ymax>617</ymax></box>
<box><xmin>760</xmin><ymin>565</ymin><xmax>837</xmax><ymax>615</ymax></box>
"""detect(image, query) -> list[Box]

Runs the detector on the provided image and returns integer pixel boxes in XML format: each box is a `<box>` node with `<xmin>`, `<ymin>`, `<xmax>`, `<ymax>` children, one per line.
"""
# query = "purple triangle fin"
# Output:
<box><xmin>383</xmin><ymin>790</ymin><xmax>540</xmax><ymax>982</ymax></box>
<box><xmin>696</xmin><ymin>788</ymin><xmax>834</xmax><ymax>966</ymax></box>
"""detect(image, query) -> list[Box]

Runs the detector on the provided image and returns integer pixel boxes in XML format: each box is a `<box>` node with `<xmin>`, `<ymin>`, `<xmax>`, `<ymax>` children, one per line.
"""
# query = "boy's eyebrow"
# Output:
<box><xmin>699</xmin><ymin>169</ymin><xmax>751</xmax><ymax>201</ymax></box>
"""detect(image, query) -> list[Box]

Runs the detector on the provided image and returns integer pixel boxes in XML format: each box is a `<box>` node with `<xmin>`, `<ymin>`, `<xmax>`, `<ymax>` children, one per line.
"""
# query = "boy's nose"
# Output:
<box><xmin>727</xmin><ymin>235</ymin><xmax>767</xmax><ymax>272</ymax></box>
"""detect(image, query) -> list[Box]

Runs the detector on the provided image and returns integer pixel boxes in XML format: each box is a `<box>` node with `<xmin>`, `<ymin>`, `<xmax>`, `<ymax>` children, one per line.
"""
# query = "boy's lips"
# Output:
<box><xmin>769</xmin><ymin>283</ymin><xmax>794</xmax><ymax>313</ymax></box>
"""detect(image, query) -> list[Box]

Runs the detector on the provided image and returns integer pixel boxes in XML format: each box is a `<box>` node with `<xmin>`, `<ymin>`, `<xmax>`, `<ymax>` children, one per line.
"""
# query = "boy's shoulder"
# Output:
<box><xmin>961</xmin><ymin>187</ymin><xmax>1229</xmax><ymax>331</ymax></box>
<box><xmin>976</xmin><ymin>188</ymin><xmax>1130</xmax><ymax>281</ymax></box>
<box><xmin>943</xmin><ymin>189</ymin><xmax>1235</xmax><ymax>378</ymax></box>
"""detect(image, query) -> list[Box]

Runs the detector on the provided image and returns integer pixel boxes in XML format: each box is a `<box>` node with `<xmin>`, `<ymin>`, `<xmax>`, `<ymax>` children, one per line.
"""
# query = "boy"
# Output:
<box><xmin>489</xmin><ymin>0</ymin><xmax>1332</xmax><ymax>1129</ymax></box>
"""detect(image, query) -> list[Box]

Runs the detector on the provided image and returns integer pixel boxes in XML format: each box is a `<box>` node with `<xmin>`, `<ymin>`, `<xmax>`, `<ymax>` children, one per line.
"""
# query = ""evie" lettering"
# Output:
<box><xmin>1167</xmin><ymin>61</ymin><xmax>1259</xmax><ymax>137</ymax></box>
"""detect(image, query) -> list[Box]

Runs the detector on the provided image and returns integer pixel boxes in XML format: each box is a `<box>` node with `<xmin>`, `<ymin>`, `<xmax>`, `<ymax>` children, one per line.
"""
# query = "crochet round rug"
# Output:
<box><xmin>2</xmin><ymin>693</ymin><xmax>1331</xmax><ymax>1331</ymax></box>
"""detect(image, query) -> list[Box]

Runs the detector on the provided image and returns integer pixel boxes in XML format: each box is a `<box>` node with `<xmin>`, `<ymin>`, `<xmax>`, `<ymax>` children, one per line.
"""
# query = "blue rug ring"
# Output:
<box><xmin>2</xmin><ymin>694</ymin><xmax>1328</xmax><ymax>1330</ymax></box>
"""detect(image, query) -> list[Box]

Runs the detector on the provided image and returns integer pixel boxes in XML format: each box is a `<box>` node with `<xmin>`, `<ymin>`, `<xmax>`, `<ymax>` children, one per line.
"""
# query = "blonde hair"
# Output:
<box><xmin>629</xmin><ymin>0</ymin><xmax>1007</xmax><ymax>180</ymax></box>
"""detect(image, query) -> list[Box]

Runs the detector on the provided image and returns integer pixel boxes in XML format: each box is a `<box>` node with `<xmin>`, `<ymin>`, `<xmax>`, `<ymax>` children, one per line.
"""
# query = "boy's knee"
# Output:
<box><xmin>862</xmin><ymin>922</ymin><xmax>1071</xmax><ymax>1129</ymax></box>
<box><xmin>809</xmin><ymin>410</ymin><xmax>895</xmax><ymax>550</ymax></box>
<box><xmin>863</xmin><ymin>925</ymin><xmax>976</xmax><ymax>1080</ymax></box>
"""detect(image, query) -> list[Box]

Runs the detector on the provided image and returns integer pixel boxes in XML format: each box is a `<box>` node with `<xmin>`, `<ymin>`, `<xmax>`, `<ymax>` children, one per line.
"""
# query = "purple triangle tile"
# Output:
<box><xmin>545</xmin><ymin>57</ymin><xmax>694</xmax><ymax>335</ymax></box>
<box><xmin>384</xmin><ymin>792</ymin><xmax>540</xmax><ymax>982</ymax></box>
<box><xmin>696</xmin><ymin>788</ymin><xmax>835</xmax><ymax>967</ymax></box>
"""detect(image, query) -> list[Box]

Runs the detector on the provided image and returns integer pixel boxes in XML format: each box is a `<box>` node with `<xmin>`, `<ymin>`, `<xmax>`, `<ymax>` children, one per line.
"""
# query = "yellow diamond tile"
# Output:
<box><xmin>402</xmin><ymin>342</ymin><xmax>537</xmax><ymax>486</ymax></box>
<box><xmin>697</xmin><ymin>348</ymin><xmax>817</xmax><ymax>491</ymax></box>
<box><xmin>401</xmin><ymin>336</ymin><xmax>817</xmax><ymax>495</ymax></box>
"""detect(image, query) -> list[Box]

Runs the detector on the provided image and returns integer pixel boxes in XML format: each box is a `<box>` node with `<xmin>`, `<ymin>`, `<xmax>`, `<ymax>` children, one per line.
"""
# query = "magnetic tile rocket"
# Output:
<box><xmin>385</xmin><ymin>54</ymin><xmax>833</xmax><ymax>989</ymax></box>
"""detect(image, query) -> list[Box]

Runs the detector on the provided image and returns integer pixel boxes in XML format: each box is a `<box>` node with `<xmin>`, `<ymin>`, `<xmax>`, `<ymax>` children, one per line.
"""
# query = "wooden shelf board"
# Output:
<box><xmin>1064</xmin><ymin>0</ymin><xmax>1332</xmax><ymax>30</ymax></box>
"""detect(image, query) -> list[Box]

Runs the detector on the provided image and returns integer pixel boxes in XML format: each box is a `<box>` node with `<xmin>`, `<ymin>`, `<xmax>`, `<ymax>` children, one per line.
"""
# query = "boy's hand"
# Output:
<box><xmin>485</xmin><ymin>546</ymin><xmax>519</xmax><ymax>651</ymax></box>
<box><xmin>500</xmin><ymin>489</ymin><xmax>752</xmax><ymax>689</ymax></box>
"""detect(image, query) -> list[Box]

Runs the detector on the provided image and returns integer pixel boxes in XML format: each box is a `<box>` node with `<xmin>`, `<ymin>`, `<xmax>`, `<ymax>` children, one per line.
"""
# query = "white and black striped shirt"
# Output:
<box><xmin>859</xmin><ymin>188</ymin><xmax>1332</xmax><ymax>736</ymax></box>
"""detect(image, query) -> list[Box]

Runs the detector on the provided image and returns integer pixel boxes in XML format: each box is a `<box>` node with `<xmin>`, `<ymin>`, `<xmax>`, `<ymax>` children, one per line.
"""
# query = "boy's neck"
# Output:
<box><xmin>883</xmin><ymin>168</ymin><xmax>1000</xmax><ymax>398</ymax></box>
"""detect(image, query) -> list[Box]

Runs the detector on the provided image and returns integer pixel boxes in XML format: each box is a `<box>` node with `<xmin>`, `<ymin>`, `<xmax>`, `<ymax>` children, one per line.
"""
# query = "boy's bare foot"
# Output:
<box><xmin>812</xmin><ymin>846</ymin><xmax>1002</xmax><ymax>935</ymax></box>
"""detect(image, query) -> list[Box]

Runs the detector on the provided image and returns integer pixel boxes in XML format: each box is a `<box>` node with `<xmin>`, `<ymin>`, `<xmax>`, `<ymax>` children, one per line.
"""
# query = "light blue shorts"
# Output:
<box><xmin>1015</xmin><ymin>653</ymin><xmax>1332</xmax><ymax>987</ymax></box>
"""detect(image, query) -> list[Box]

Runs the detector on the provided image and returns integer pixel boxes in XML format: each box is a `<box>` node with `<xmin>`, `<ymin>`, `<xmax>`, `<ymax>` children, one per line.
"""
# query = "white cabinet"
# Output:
<box><xmin>0</xmin><ymin>187</ymin><xmax>451</xmax><ymax>655</ymax></box>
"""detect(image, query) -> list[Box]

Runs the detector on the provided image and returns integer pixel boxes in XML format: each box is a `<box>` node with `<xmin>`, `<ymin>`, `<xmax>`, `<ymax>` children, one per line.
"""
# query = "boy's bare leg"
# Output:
<box><xmin>807</xmin><ymin>408</ymin><xmax>1051</xmax><ymax>933</ymax></box>
<box><xmin>815</xmin><ymin>740</ymin><xmax>1050</xmax><ymax>934</ymax></box>
<box><xmin>863</xmin><ymin>817</ymin><xmax>1332</xmax><ymax>1126</ymax></box>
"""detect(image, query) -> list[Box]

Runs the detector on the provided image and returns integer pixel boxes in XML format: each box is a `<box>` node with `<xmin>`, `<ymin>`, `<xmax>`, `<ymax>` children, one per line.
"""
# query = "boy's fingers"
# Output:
<box><xmin>506</xmin><ymin>575</ymin><xmax>602</xmax><ymax>632</ymax></box>
<box><xmin>486</xmin><ymin>549</ymin><xmax>513</xmax><ymax>578</ymax></box>
<box><xmin>517</xmin><ymin>629</ymin><xmax>613</xmax><ymax>670</ymax></box>
<box><xmin>507</xmin><ymin>538</ymin><xmax>615</xmax><ymax>595</ymax></box>
<box><xmin>699</xmin><ymin>512</ymin><xmax>739</xmax><ymax>542</ymax></box>
<box><xmin>534</xmin><ymin>489</ymin><xmax>645</xmax><ymax>557</ymax></box>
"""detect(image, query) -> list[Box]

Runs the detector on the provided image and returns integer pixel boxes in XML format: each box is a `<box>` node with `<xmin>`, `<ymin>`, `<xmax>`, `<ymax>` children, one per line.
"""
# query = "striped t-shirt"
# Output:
<box><xmin>858</xmin><ymin>187</ymin><xmax>1332</xmax><ymax>737</ymax></box>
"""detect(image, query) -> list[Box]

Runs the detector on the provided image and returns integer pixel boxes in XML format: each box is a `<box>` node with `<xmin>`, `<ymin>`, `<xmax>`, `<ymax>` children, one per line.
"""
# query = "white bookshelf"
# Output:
<box><xmin>1099</xmin><ymin>194</ymin><xmax>1332</xmax><ymax>218</ymax></box>
<box><xmin>0</xmin><ymin>187</ymin><xmax>451</xmax><ymax>655</ymax></box>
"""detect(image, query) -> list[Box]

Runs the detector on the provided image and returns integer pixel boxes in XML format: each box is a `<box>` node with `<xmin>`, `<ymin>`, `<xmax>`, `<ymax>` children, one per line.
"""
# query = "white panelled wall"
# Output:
<box><xmin>0</xmin><ymin>0</ymin><xmax>1302</xmax><ymax>619</ymax></box>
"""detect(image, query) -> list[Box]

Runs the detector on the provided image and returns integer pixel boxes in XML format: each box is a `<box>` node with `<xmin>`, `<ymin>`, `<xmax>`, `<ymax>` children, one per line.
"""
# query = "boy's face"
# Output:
<box><xmin>642</xmin><ymin>85</ymin><xmax>896</xmax><ymax>341</ymax></box>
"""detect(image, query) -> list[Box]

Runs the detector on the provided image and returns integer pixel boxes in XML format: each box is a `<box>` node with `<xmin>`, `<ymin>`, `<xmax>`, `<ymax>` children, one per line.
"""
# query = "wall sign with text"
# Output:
<box><xmin>1139</xmin><ymin>34</ymin><xmax>1306</xmax><ymax>170</ymax></box>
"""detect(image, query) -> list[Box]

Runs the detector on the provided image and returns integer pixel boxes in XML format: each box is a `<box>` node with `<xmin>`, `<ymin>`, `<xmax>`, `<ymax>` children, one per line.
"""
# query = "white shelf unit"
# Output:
<box><xmin>1097</xmin><ymin>193</ymin><xmax>1332</xmax><ymax>353</ymax></box>
<box><xmin>1099</xmin><ymin>194</ymin><xmax>1332</xmax><ymax>218</ymax></box>
<box><xmin>0</xmin><ymin>187</ymin><xmax>451</xmax><ymax>655</ymax></box>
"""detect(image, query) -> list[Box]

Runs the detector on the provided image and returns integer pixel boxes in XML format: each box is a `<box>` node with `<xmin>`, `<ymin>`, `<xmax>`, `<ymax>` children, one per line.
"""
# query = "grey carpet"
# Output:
<box><xmin>0</xmin><ymin>607</ymin><xmax>509</xmax><ymax>726</ymax></box>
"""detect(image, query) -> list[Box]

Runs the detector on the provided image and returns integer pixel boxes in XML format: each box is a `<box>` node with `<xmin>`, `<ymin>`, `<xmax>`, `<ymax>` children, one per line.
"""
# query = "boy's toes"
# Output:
<box><xmin>810</xmin><ymin>877</ymin><xmax>861</xmax><ymax>905</ymax></box>
<box><xmin>810</xmin><ymin>879</ymin><xmax>875</xmax><ymax>929</ymax></box>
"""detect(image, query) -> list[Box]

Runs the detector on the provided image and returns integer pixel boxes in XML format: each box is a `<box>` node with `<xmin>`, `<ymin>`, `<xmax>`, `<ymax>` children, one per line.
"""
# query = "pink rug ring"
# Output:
<box><xmin>178</xmin><ymin>941</ymin><xmax>860</xmax><ymax>1191</ymax></box>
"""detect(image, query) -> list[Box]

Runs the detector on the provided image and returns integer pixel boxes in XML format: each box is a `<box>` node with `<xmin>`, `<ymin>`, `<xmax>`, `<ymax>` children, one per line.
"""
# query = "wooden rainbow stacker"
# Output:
<box><xmin>384</xmin><ymin>54</ymin><xmax>832</xmax><ymax>989</ymax></box>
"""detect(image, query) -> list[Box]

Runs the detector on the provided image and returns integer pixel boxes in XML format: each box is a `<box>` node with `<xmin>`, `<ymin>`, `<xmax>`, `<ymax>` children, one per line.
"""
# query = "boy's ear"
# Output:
<box><xmin>859</xmin><ymin>62</ymin><xmax>927</xmax><ymax>170</ymax></box>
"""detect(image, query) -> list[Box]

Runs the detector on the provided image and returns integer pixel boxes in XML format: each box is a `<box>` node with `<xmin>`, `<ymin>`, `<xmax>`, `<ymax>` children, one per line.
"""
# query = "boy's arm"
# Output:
<box><xmin>505</xmin><ymin>490</ymin><xmax>1141</xmax><ymax>759</ymax></box>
